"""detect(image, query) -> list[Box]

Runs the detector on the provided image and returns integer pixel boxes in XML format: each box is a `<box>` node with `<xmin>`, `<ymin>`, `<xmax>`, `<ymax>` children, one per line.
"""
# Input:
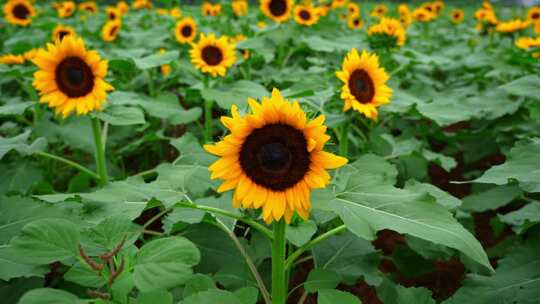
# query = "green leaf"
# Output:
<box><xmin>304</xmin><ymin>269</ymin><xmax>341</xmax><ymax>293</ymax></box>
<box><xmin>183</xmin><ymin>274</ymin><xmax>217</xmax><ymax>298</ymax></box>
<box><xmin>499</xmin><ymin>75</ymin><xmax>540</xmax><ymax>100</ymax></box>
<box><xmin>201</xmin><ymin>80</ymin><xmax>270</xmax><ymax>109</ymax></box>
<box><xmin>133</xmin><ymin>236</ymin><xmax>200</xmax><ymax>291</ymax></box>
<box><xmin>286</xmin><ymin>220</ymin><xmax>317</xmax><ymax>247</ymax></box>
<box><xmin>133</xmin><ymin>50</ymin><xmax>179</xmax><ymax>70</ymax></box>
<box><xmin>10</xmin><ymin>218</ymin><xmax>80</xmax><ymax>265</ymax></box>
<box><xmin>0</xmin><ymin>161</ymin><xmax>44</xmax><ymax>195</ymax></box>
<box><xmin>377</xmin><ymin>279</ymin><xmax>435</xmax><ymax>304</ymax></box>
<box><xmin>0</xmin><ymin>101</ymin><xmax>33</xmax><ymax>116</ymax></box>
<box><xmin>474</xmin><ymin>138</ymin><xmax>540</xmax><ymax>192</ymax></box>
<box><xmin>182</xmin><ymin>289</ymin><xmax>242</xmax><ymax>304</ymax></box>
<box><xmin>18</xmin><ymin>288</ymin><xmax>80</xmax><ymax>304</ymax></box>
<box><xmin>461</xmin><ymin>185</ymin><xmax>522</xmax><ymax>212</ymax></box>
<box><xmin>170</xmin><ymin>132</ymin><xmax>217</xmax><ymax>166</ymax></box>
<box><xmin>83</xmin><ymin>214</ymin><xmax>141</xmax><ymax>253</ymax></box>
<box><xmin>64</xmin><ymin>262</ymin><xmax>104</xmax><ymax>288</ymax></box>
<box><xmin>137</xmin><ymin>290</ymin><xmax>173</xmax><ymax>304</ymax></box>
<box><xmin>317</xmin><ymin>289</ymin><xmax>361</xmax><ymax>304</ymax></box>
<box><xmin>233</xmin><ymin>287</ymin><xmax>259</xmax><ymax>304</ymax></box>
<box><xmin>499</xmin><ymin>201</ymin><xmax>540</xmax><ymax>234</ymax></box>
<box><xmin>405</xmin><ymin>180</ymin><xmax>461</xmax><ymax>210</ymax></box>
<box><xmin>0</xmin><ymin>246</ymin><xmax>48</xmax><ymax>281</ymax></box>
<box><xmin>0</xmin><ymin>131</ymin><xmax>47</xmax><ymax>160</ymax></box>
<box><xmin>95</xmin><ymin>106</ymin><xmax>146</xmax><ymax>126</ymax></box>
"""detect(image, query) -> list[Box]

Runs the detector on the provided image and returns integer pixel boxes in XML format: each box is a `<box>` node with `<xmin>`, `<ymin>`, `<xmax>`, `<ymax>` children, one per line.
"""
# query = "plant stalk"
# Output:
<box><xmin>339</xmin><ymin>121</ymin><xmax>350</xmax><ymax>158</ymax></box>
<box><xmin>91</xmin><ymin>117</ymin><xmax>109</xmax><ymax>186</ymax></box>
<box><xmin>272</xmin><ymin>220</ymin><xmax>287</xmax><ymax>304</ymax></box>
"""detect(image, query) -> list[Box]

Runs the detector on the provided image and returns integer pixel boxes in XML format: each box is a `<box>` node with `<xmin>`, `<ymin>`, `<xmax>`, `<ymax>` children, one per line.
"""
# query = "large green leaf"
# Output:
<box><xmin>499</xmin><ymin>201</ymin><xmax>540</xmax><ymax>234</ymax></box>
<box><xmin>304</xmin><ymin>269</ymin><xmax>341</xmax><ymax>293</ymax></box>
<box><xmin>377</xmin><ymin>279</ymin><xmax>435</xmax><ymax>304</ymax></box>
<box><xmin>317</xmin><ymin>289</ymin><xmax>361</xmax><ymax>304</ymax></box>
<box><xmin>201</xmin><ymin>80</ymin><xmax>270</xmax><ymax>109</ymax></box>
<box><xmin>499</xmin><ymin>75</ymin><xmax>540</xmax><ymax>100</ymax></box>
<box><xmin>474</xmin><ymin>138</ymin><xmax>540</xmax><ymax>193</ymax></box>
<box><xmin>461</xmin><ymin>185</ymin><xmax>522</xmax><ymax>212</ymax></box>
<box><xmin>95</xmin><ymin>106</ymin><xmax>146</xmax><ymax>126</ymax></box>
<box><xmin>18</xmin><ymin>288</ymin><xmax>80</xmax><ymax>304</ymax></box>
<box><xmin>133</xmin><ymin>50</ymin><xmax>180</xmax><ymax>70</ymax></box>
<box><xmin>0</xmin><ymin>131</ymin><xmax>46</xmax><ymax>160</ymax></box>
<box><xmin>182</xmin><ymin>289</ymin><xmax>243</xmax><ymax>304</ymax></box>
<box><xmin>133</xmin><ymin>236</ymin><xmax>200</xmax><ymax>291</ymax></box>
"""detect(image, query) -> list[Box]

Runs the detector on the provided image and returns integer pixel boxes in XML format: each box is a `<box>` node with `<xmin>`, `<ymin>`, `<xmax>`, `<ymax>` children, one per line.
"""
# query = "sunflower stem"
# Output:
<box><xmin>272</xmin><ymin>220</ymin><xmax>287</xmax><ymax>304</ymax></box>
<box><xmin>35</xmin><ymin>151</ymin><xmax>100</xmax><ymax>180</ymax></box>
<box><xmin>91</xmin><ymin>117</ymin><xmax>109</xmax><ymax>186</ymax></box>
<box><xmin>144</xmin><ymin>70</ymin><xmax>156</xmax><ymax>97</ymax></box>
<box><xmin>339</xmin><ymin>121</ymin><xmax>350</xmax><ymax>158</ymax></box>
<box><xmin>203</xmin><ymin>76</ymin><xmax>213</xmax><ymax>143</ymax></box>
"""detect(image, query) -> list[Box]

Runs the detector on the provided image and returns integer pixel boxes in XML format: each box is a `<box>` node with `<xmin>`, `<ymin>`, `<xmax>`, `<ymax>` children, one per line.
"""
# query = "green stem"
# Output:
<box><xmin>203</xmin><ymin>76</ymin><xmax>213</xmax><ymax>143</ymax></box>
<box><xmin>91</xmin><ymin>117</ymin><xmax>109</xmax><ymax>185</ymax></box>
<box><xmin>145</xmin><ymin>70</ymin><xmax>156</xmax><ymax>97</ymax></box>
<box><xmin>272</xmin><ymin>220</ymin><xmax>287</xmax><ymax>304</ymax></box>
<box><xmin>339</xmin><ymin>121</ymin><xmax>350</xmax><ymax>158</ymax></box>
<box><xmin>284</xmin><ymin>225</ymin><xmax>346</xmax><ymax>271</ymax></box>
<box><xmin>35</xmin><ymin>151</ymin><xmax>100</xmax><ymax>180</ymax></box>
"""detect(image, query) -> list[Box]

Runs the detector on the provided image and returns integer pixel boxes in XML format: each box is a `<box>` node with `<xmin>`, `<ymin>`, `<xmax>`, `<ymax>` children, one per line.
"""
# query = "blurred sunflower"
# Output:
<box><xmin>32</xmin><ymin>36</ymin><xmax>114</xmax><ymax>117</ymax></box>
<box><xmin>398</xmin><ymin>4</ymin><xmax>409</xmax><ymax>16</ymax></box>
<box><xmin>347</xmin><ymin>2</ymin><xmax>359</xmax><ymax>17</ymax></box>
<box><xmin>3</xmin><ymin>0</ymin><xmax>36</xmax><ymax>26</ymax></box>
<box><xmin>204</xmin><ymin>88</ymin><xmax>348</xmax><ymax>224</ymax></box>
<box><xmin>158</xmin><ymin>49</ymin><xmax>171</xmax><ymax>76</ymax></box>
<box><xmin>170</xmin><ymin>7</ymin><xmax>182</xmax><ymax>18</ymax></box>
<box><xmin>202</xmin><ymin>2</ymin><xmax>213</xmax><ymax>16</ymax></box>
<box><xmin>398</xmin><ymin>4</ymin><xmax>412</xmax><ymax>27</ymax></box>
<box><xmin>23</xmin><ymin>48</ymin><xmax>39</xmax><ymax>61</ymax></box>
<box><xmin>57</xmin><ymin>1</ymin><xmax>75</xmax><ymax>18</ymax></box>
<box><xmin>412</xmin><ymin>7</ymin><xmax>435</xmax><ymax>22</ymax></box>
<box><xmin>370</xmin><ymin>4</ymin><xmax>388</xmax><ymax>18</ymax></box>
<box><xmin>368</xmin><ymin>17</ymin><xmax>406</xmax><ymax>48</ymax></box>
<box><xmin>420</xmin><ymin>2</ymin><xmax>435</xmax><ymax>15</ymax></box>
<box><xmin>240</xmin><ymin>49</ymin><xmax>251</xmax><ymax>60</ymax></box>
<box><xmin>336</xmin><ymin>48</ymin><xmax>392</xmax><ymax>120</ymax></box>
<box><xmin>451</xmin><ymin>9</ymin><xmax>464</xmax><ymax>24</ymax></box>
<box><xmin>232</xmin><ymin>0</ymin><xmax>248</xmax><ymax>17</ymax></box>
<box><xmin>156</xmin><ymin>8</ymin><xmax>169</xmax><ymax>15</ymax></box>
<box><xmin>527</xmin><ymin>7</ymin><xmax>540</xmax><ymax>22</ymax></box>
<box><xmin>475</xmin><ymin>8</ymin><xmax>498</xmax><ymax>25</ymax></box>
<box><xmin>432</xmin><ymin>1</ymin><xmax>444</xmax><ymax>15</ymax></box>
<box><xmin>257</xmin><ymin>21</ymin><xmax>268</xmax><ymax>28</ymax></box>
<box><xmin>294</xmin><ymin>5</ymin><xmax>319</xmax><ymax>26</ymax></box>
<box><xmin>211</xmin><ymin>3</ymin><xmax>222</xmax><ymax>16</ymax></box>
<box><xmin>174</xmin><ymin>17</ymin><xmax>197</xmax><ymax>44</ymax></box>
<box><xmin>78</xmin><ymin>1</ymin><xmax>97</xmax><ymax>14</ymax></box>
<box><xmin>496</xmin><ymin>19</ymin><xmax>530</xmax><ymax>34</ymax></box>
<box><xmin>331</xmin><ymin>0</ymin><xmax>346</xmax><ymax>9</ymax></box>
<box><xmin>260</xmin><ymin>0</ymin><xmax>293</xmax><ymax>23</ymax></box>
<box><xmin>101</xmin><ymin>20</ymin><xmax>121</xmax><ymax>42</ymax></box>
<box><xmin>316</xmin><ymin>5</ymin><xmax>330</xmax><ymax>17</ymax></box>
<box><xmin>515</xmin><ymin>36</ymin><xmax>540</xmax><ymax>49</ymax></box>
<box><xmin>52</xmin><ymin>24</ymin><xmax>76</xmax><ymax>41</ymax></box>
<box><xmin>133</xmin><ymin>0</ymin><xmax>152</xmax><ymax>10</ymax></box>
<box><xmin>535</xmin><ymin>21</ymin><xmax>540</xmax><ymax>35</ymax></box>
<box><xmin>190</xmin><ymin>33</ymin><xmax>236</xmax><ymax>77</ymax></box>
<box><xmin>0</xmin><ymin>54</ymin><xmax>25</xmax><ymax>65</ymax></box>
<box><xmin>106</xmin><ymin>6</ymin><xmax>120</xmax><ymax>21</ymax></box>
<box><xmin>347</xmin><ymin>16</ymin><xmax>363</xmax><ymax>30</ymax></box>
<box><xmin>116</xmin><ymin>1</ymin><xmax>129</xmax><ymax>15</ymax></box>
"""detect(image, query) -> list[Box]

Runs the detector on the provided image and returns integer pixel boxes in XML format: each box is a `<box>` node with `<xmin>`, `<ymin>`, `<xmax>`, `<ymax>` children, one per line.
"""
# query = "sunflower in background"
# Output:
<box><xmin>397</xmin><ymin>4</ymin><xmax>412</xmax><ymax>27</ymax></box>
<box><xmin>316</xmin><ymin>5</ymin><xmax>330</xmax><ymax>17</ymax></box>
<box><xmin>158</xmin><ymin>49</ymin><xmax>172</xmax><ymax>76</ymax></box>
<box><xmin>156</xmin><ymin>8</ymin><xmax>169</xmax><ymax>16</ymax></box>
<box><xmin>370</xmin><ymin>4</ymin><xmax>388</xmax><ymax>18</ymax></box>
<box><xmin>347</xmin><ymin>2</ymin><xmax>359</xmax><ymax>17</ymax></box>
<box><xmin>257</xmin><ymin>21</ymin><xmax>268</xmax><ymax>28</ymax></box>
<box><xmin>101</xmin><ymin>20</ymin><xmax>121</xmax><ymax>42</ymax></box>
<box><xmin>205</xmin><ymin>88</ymin><xmax>348</xmax><ymax>224</ymax></box>
<box><xmin>106</xmin><ymin>6</ymin><xmax>121</xmax><ymax>21</ymax></box>
<box><xmin>190</xmin><ymin>33</ymin><xmax>236</xmax><ymax>77</ymax></box>
<box><xmin>260</xmin><ymin>0</ymin><xmax>293</xmax><ymax>23</ymax></box>
<box><xmin>420</xmin><ymin>2</ymin><xmax>435</xmax><ymax>15</ymax></box>
<box><xmin>202</xmin><ymin>2</ymin><xmax>213</xmax><ymax>16</ymax></box>
<box><xmin>535</xmin><ymin>21</ymin><xmax>540</xmax><ymax>35</ymax></box>
<box><xmin>232</xmin><ymin>0</ymin><xmax>248</xmax><ymax>17</ymax></box>
<box><xmin>52</xmin><ymin>24</ymin><xmax>76</xmax><ymax>41</ymax></box>
<box><xmin>170</xmin><ymin>7</ymin><xmax>182</xmax><ymax>18</ymax></box>
<box><xmin>450</xmin><ymin>9</ymin><xmax>464</xmax><ymax>24</ymax></box>
<box><xmin>3</xmin><ymin>0</ymin><xmax>36</xmax><ymax>26</ymax></box>
<box><xmin>116</xmin><ymin>1</ymin><xmax>129</xmax><ymax>15</ymax></box>
<box><xmin>0</xmin><ymin>54</ymin><xmax>25</xmax><ymax>65</ymax></box>
<box><xmin>412</xmin><ymin>7</ymin><xmax>435</xmax><ymax>22</ymax></box>
<box><xmin>294</xmin><ymin>4</ymin><xmax>319</xmax><ymax>26</ymax></box>
<box><xmin>133</xmin><ymin>0</ymin><xmax>152</xmax><ymax>10</ymax></box>
<box><xmin>336</xmin><ymin>48</ymin><xmax>392</xmax><ymax>120</ymax></box>
<box><xmin>368</xmin><ymin>17</ymin><xmax>406</xmax><ymax>48</ymax></box>
<box><xmin>78</xmin><ymin>1</ymin><xmax>97</xmax><ymax>14</ymax></box>
<box><xmin>211</xmin><ymin>3</ymin><xmax>222</xmax><ymax>16</ymax></box>
<box><xmin>347</xmin><ymin>16</ymin><xmax>363</xmax><ymax>30</ymax></box>
<box><xmin>432</xmin><ymin>1</ymin><xmax>444</xmax><ymax>15</ymax></box>
<box><xmin>527</xmin><ymin>6</ymin><xmax>540</xmax><ymax>23</ymax></box>
<box><xmin>331</xmin><ymin>0</ymin><xmax>346</xmax><ymax>9</ymax></box>
<box><xmin>230</xmin><ymin>35</ymin><xmax>251</xmax><ymax>59</ymax></box>
<box><xmin>57</xmin><ymin>1</ymin><xmax>75</xmax><ymax>18</ymax></box>
<box><xmin>174</xmin><ymin>17</ymin><xmax>197</xmax><ymax>44</ymax></box>
<box><xmin>515</xmin><ymin>36</ymin><xmax>540</xmax><ymax>58</ymax></box>
<box><xmin>32</xmin><ymin>36</ymin><xmax>114</xmax><ymax>117</ymax></box>
<box><xmin>496</xmin><ymin>19</ymin><xmax>530</xmax><ymax>34</ymax></box>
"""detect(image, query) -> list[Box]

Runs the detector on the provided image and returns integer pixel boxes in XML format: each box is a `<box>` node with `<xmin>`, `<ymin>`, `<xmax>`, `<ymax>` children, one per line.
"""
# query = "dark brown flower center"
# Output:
<box><xmin>201</xmin><ymin>46</ymin><xmax>223</xmax><ymax>66</ymax></box>
<box><xmin>269</xmin><ymin>0</ymin><xmax>287</xmax><ymax>17</ymax></box>
<box><xmin>532</xmin><ymin>12</ymin><xmax>540</xmax><ymax>20</ymax></box>
<box><xmin>109</xmin><ymin>26</ymin><xmax>119</xmax><ymax>36</ymax></box>
<box><xmin>353</xmin><ymin>19</ymin><xmax>360</xmax><ymax>26</ymax></box>
<box><xmin>181</xmin><ymin>25</ymin><xmax>193</xmax><ymax>37</ymax></box>
<box><xmin>58</xmin><ymin>30</ymin><xmax>70</xmax><ymax>40</ymax></box>
<box><xmin>240</xmin><ymin>124</ymin><xmax>310</xmax><ymax>191</ymax></box>
<box><xmin>348</xmin><ymin>69</ymin><xmax>375</xmax><ymax>104</ymax></box>
<box><xmin>55</xmin><ymin>57</ymin><xmax>94</xmax><ymax>98</ymax></box>
<box><xmin>109</xmin><ymin>12</ymin><xmax>117</xmax><ymax>19</ymax></box>
<box><xmin>13</xmin><ymin>4</ymin><xmax>30</xmax><ymax>20</ymax></box>
<box><xmin>299</xmin><ymin>9</ymin><xmax>310</xmax><ymax>21</ymax></box>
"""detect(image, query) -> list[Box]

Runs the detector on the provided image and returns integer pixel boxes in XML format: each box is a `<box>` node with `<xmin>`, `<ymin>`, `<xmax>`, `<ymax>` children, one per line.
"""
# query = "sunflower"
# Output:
<box><xmin>515</xmin><ymin>37</ymin><xmax>540</xmax><ymax>50</ymax></box>
<box><xmin>190</xmin><ymin>33</ymin><xmax>236</xmax><ymax>77</ymax></box>
<box><xmin>475</xmin><ymin>8</ymin><xmax>498</xmax><ymax>25</ymax></box>
<box><xmin>412</xmin><ymin>7</ymin><xmax>435</xmax><ymax>22</ymax></box>
<box><xmin>400</xmin><ymin>11</ymin><xmax>412</xmax><ymax>27</ymax></box>
<box><xmin>527</xmin><ymin>7</ymin><xmax>540</xmax><ymax>22</ymax></box>
<box><xmin>397</xmin><ymin>3</ymin><xmax>409</xmax><ymax>16</ymax></box>
<box><xmin>347</xmin><ymin>16</ymin><xmax>363</xmax><ymax>30</ymax></box>
<box><xmin>496</xmin><ymin>19</ymin><xmax>530</xmax><ymax>34</ymax></box>
<box><xmin>347</xmin><ymin>2</ymin><xmax>359</xmax><ymax>17</ymax></box>
<box><xmin>368</xmin><ymin>17</ymin><xmax>406</xmax><ymax>48</ymax></box>
<box><xmin>170</xmin><ymin>7</ymin><xmax>182</xmax><ymax>18</ymax></box>
<box><xmin>156</xmin><ymin>8</ymin><xmax>169</xmax><ymax>15</ymax></box>
<box><xmin>106</xmin><ymin>6</ymin><xmax>120</xmax><ymax>20</ymax></box>
<box><xmin>257</xmin><ymin>21</ymin><xmax>268</xmax><ymax>28</ymax></box>
<box><xmin>370</xmin><ymin>4</ymin><xmax>388</xmax><ymax>18</ymax></box>
<box><xmin>331</xmin><ymin>0</ymin><xmax>346</xmax><ymax>9</ymax></box>
<box><xmin>211</xmin><ymin>3</ymin><xmax>222</xmax><ymax>16</ymax></box>
<box><xmin>57</xmin><ymin>1</ymin><xmax>75</xmax><ymax>18</ymax></box>
<box><xmin>116</xmin><ymin>1</ymin><xmax>129</xmax><ymax>15</ymax></box>
<box><xmin>535</xmin><ymin>21</ymin><xmax>540</xmax><ymax>35</ymax></box>
<box><xmin>451</xmin><ymin>9</ymin><xmax>464</xmax><ymax>24</ymax></box>
<box><xmin>0</xmin><ymin>54</ymin><xmax>25</xmax><ymax>65</ymax></box>
<box><xmin>101</xmin><ymin>20</ymin><xmax>121</xmax><ymax>42</ymax></box>
<box><xmin>336</xmin><ymin>48</ymin><xmax>392</xmax><ymax>120</ymax></box>
<box><xmin>78</xmin><ymin>1</ymin><xmax>97</xmax><ymax>14</ymax></box>
<box><xmin>52</xmin><ymin>24</ymin><xmax>76</xmax><ymax>42</ymax></box>
<box><xmin>202</xmin><ymin>2</ymin><xmax>213</xmax><ymax>16</ymax></box>
<box><xmin>420</xmin><ymin>2</ymin><xmax>435</xmax><ymax>15</ymax></box>
<box><xmin>32</xmin><ymin>36</ymin><xmax>114</xmax><ymax>117</ymax></box>
<box><xmin>158</xmin><ymin>49</ymin><xmax>172</xmax><ymax>76</ymax></box>
<box><xmin>3</xmin><ymin>0</ymin><xmax>36</xmax><ymax>27</ymax></box>
<box><xmin>294</xmin><ymin>5</ymin><xmax>319</xmax><ymax>26</ymax></box>
<box><xmin>174</xmin><ymin>17</ymin><xmax>197</xmax><ymax>44</ymax></box>
<box><xmin>232</xmin><ymin>0</ymin><xmax>248</xmax><ymax>17</ymax></box>
<box><xmin>204</xmin><ymin>88</ymin><xmax>348</xmax><ymax>224</ymax></box>
<box><xmin>316</xmin><ymin>5</ymin><xmax>330</xmax><ymax>17</ymax></box>
<box><xmin>133</xmin><ymin>0</ymin><xmax>152</xmax><ymax>10</ymax></box>
<box><xmin>240</xmin><ymin>49</ymin><xmax>251</xmax><ymax>60</ymax></box>
<box><xmin>432</xmin><ymin>1</ymin><xmax>444</xmax><ymax>15</ymax></box>
<box><xmin>260</xmin><ymin>0</ymin><xmax>293</xmax><ymax>23</ymax></box>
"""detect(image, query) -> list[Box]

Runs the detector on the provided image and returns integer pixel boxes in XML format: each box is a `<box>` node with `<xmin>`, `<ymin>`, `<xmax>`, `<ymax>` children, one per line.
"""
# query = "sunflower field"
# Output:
<box><xmin>1</xmin><ymin>0</ymin><xmax>540</xmax><ymax>303</ymax></box>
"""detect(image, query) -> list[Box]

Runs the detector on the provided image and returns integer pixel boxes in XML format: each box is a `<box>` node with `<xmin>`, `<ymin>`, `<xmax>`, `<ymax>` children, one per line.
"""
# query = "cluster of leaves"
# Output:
<box><xmin>1</xmin><ymin>1</ymin><xmax>540</xmax><ymax>304</ymax></box>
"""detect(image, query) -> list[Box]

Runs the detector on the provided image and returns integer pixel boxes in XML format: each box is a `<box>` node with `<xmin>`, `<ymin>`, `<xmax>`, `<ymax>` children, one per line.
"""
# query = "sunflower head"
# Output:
<box><xmin>53</xmin><ymin>24</ymin><xmax>76</xmax><ymax>42</ymax></box>
<box><xmin>367</xmin><ymin>17</ymin><xmax>406</xmax><ymax>48</ymax></box>
<box><xmin>370</xmin><ymin>4</ymin><xmax>388</xmax><ymax>18</ymax></box>
<box><xmin>294</xmin><ymin>5</ymin><xmax>319</xmax><ymax>26</ymax></box>
<box><xmin>336</xmin><ymin>48</ymin><xmax>392</xmax><ymax>120</ymax></box>
<box><xmin>101</xmin><ymin>20</ymin><xmax>121</xmax><ymax>42</ymax></box>
<box><xmin>432</xmin><ymin>1</ymin><xmax>444</xmax><ymax>15</ymax></box>
<box><xmin>202</xmin><ymin>2</ymin><xmax>213</xmax><ymax>16</ymax></box>
<box><xmin>79</xmin><ymin>1</ymin><xmax>97</xmax><ymax>14</ymax></box>
<box><xmin>158</xmin><ymin>49</ymin><xmax>172</xmax><ymax>77</ymax></box>
<box><xmin>331</xmin><ymin>0</ymin><xmax>346</xmax><ymax>9</ymax></box>
<box><xmin>527</xmin><ymin>7</ymin><xmax>540</xmax><ymax>22</ymax></box>
<box><xmin>174</xmin><ymin>17</ymin><xmax>197</xmax><ymax>44</ymax></box>
<box><xmin>106</xmin><ymin>6</ymin><xmax>121</xmax><ymax>20</ymax></box>
<box><xmin>496</xmin><ymin>19</ymin><xmax>530</xmax><ymax>34</ymax></box>
<box><xmin>133</xmin><ymin>0</ymin><xmax>152</xmax><ymax>10</ymax></box>
<box><xmin>170</xmin><ymin>7</ymin><xmax>182</xmax><ymax>18</ymax></box>
<box><xmin>412</xmin><ymin>7</ymin><xmax>435</xmax><ymax>22</ymax></box>
<box><xmin>232</xmin><ymin>0</ymin><xmax>248</xmax><ymax>17</ymax></box>
<box><xmin>3</xmin><ymin>0</ymin><xmax>36</xmax><ymax>27</ymax></box>
<box><xmin>116</xmin><ymin>1</ymin><xmax>129</xmax><ymax>15</ymax></box>
<box><xmin>347</xmin><ymin>3</ymin><xmax>359</xmax><ymax>17</ymax></box>
<box><xmin>347</xmin><ymin>16</ymin><xmax>364</xmax><ymax>30</ymax></box>
<box><xmin>32</xmin><ymin>35</ymin><xmax>114</xmax><ymax>118</ymax></box>
<box><xmin>260</xmin><ymin>0</ymin><xmax>293</xmax><ymax>23</ymax></box>
<box><xmin>189</xmin><ymin>33</ymin><xmax>236</xmax><ymax>77</ymax></box>
<box><xmin>398</xmin><ymin>4</ymin><xmax>410</xmax><ymax>16</ymax></box>
<box><xmin>451</xmin><ymin>9</ymin><xmax>464</xmax><ymax>24</ymax></box>
<box><xmin>57</xmin><ymin>1</ymin><xmax>75</xmax><ymax>18</ymax></box>
<box><xmin>204</xmin><ymin>88</ymin><xmax>348</xmax><ymax>224</ymax></box>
